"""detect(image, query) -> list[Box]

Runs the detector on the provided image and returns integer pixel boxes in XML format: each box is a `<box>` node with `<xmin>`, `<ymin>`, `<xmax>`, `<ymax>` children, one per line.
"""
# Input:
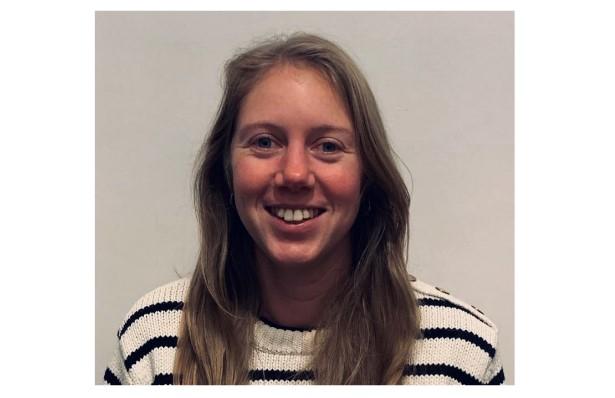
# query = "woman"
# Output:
<box><xmin>104</xmin><ymin>32</ymin><xmax>504</xmax><ymax>385</ymax></box>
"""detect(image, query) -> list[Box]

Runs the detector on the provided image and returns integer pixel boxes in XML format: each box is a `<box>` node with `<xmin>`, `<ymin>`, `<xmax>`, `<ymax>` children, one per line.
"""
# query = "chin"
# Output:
<box><xmin>269</xmin><ymin>254</ymin><xmax>316</xmax><ymax>268</ymax></box>
<box><xmin>264</xmin><ymin>245</ymin><xmax>320</xmax><ymax>268</ymax></box>
<box><xmin>255</xmin><ymin>237</ymin><xmax>336</xmax><ymax>269</ymax></box>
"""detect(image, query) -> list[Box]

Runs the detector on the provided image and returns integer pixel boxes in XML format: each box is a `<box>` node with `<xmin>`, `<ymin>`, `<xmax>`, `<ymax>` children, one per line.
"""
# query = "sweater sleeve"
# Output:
<box><xmin>102</xmin><ymin>278</ymin><xmax>188</xmax><ymax>385</ymax></box>
<box><xmin>103</xmin><ymin>333</ymin><xmax>138</xmax><ymax>385</ymax></box>
<box><xmin>480</xmin><ymin>333</ymin><xmax>505</xmax><ymax>385</ymax></box>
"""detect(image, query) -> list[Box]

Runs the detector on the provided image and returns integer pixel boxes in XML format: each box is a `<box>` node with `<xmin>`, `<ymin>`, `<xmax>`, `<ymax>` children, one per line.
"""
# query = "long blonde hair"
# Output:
<box><xmin>173</xmin><ymin>32</ymin><xmax>420</xmax><ymax>384</ymax></box>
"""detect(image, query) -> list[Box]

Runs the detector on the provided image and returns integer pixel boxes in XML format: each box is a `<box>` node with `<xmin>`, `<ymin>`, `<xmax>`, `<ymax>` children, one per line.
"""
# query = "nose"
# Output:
<box><xmin>274</xmin><ymin>144</ymin><xmax>315</xmax><ymax>191</ymax></box>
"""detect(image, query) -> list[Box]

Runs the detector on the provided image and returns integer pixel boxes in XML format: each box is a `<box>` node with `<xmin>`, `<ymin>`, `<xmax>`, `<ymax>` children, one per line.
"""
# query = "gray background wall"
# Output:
<box><xmin>96</xmin><ymin>11</ymin><xmax>513</xmax><ymax>384</ymax></box>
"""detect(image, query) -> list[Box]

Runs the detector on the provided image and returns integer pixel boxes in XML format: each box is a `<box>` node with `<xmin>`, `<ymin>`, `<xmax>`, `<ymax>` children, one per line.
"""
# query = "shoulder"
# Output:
<box><xmin>117</xmin><ymin>277</ymin><xmax>190</xmax><ymax>345</ymax></box>
<box><xmin>406</xmin><ymin>278</ymin><xmax>504</xmax><ymax>385</ymax></box>
<box><xmin>412</xmin><ymin>278</ymin><xmax>497</xmax><ymax>330</ymax></box>
<box><xmin>108</xmin><ymin>278</ymin><xmax>190</xmax><ymax>385</ymax></box>
<box><xmin>120</xmin><ymin>277</ymin><xmax>190</xmax><ymax>330</ymax></box>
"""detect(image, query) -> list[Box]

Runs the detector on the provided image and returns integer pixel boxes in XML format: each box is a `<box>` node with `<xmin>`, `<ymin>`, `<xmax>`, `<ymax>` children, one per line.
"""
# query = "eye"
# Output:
<box><xmin>256</xmin><ymin>136</ymin><xmax>273</xmax><ymax>148</ymax></box>
<box><xmin>319</xmin><ymin>141</ymin><xmax>341</xmax><ymax>153</ymax></box>
<box><xmin>251</xmin><ymin>135</ymin><xmax>278</xmax><ymax>150</ymax></box>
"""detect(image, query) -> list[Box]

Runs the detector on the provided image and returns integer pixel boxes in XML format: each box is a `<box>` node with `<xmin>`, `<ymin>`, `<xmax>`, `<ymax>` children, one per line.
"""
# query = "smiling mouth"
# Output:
<box><xmin>265</xmin><ymin>206</ymin><xmax>326</xmax><ymax>224</ymax></box>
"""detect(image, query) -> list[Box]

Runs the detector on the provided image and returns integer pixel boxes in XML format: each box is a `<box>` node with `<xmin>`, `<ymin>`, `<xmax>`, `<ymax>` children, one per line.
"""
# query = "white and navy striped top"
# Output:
<box><xmin>104</xmin><ymin>277</ymin><xmax>505</xmax><ymax>385</ymax></box>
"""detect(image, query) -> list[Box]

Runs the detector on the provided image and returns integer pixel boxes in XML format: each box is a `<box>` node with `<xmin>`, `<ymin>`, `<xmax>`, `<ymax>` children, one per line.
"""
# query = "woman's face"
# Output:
<box><xmin>230</xmin><ymin>64</ymin><xmax>362</xmax><ymax>269</ymax></box>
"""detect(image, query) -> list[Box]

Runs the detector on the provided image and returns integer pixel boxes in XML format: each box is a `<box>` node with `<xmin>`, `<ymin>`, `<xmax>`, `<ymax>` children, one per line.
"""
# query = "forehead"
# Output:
<box><xmin>257</xmin><ymin>62</ymin><xmax>336</xmax><ymax>92</ymax></box>
<box><xmin>236</xmin><ymin>64</ymin><xmax>352</xmax><ymax>129</ymax></box>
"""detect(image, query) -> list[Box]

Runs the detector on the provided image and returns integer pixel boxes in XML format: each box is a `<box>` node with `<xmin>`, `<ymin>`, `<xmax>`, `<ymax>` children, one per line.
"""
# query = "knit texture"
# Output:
<box><xmin>104</xmin><ymin>277</ymin><xmax>505</xmax><ymax>385</ymax></box>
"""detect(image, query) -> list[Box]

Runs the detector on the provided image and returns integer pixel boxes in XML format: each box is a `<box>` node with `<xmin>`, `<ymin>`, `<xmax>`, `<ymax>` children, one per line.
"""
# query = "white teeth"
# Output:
<box><xmin>271</xmin><ymin>207</ymin><xmax>322</xmax><ymax>222</ymax></box>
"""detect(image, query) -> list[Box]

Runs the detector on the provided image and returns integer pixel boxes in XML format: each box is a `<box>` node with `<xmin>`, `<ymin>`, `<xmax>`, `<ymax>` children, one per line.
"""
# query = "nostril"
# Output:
<box><xmin>275</xmin><ymin>167</ymin><xmax>316</xmax><ymax>188</ymax></box>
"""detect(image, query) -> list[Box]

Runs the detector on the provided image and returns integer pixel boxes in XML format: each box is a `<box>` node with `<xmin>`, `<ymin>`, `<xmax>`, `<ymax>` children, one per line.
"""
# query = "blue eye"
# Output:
<box><xmin>321</xmin><ymin>142</ymin><xmax>339</xmax><ymax>153</ymax></box>
<box><xmin>255</xmin><ymin>136</ymin><xmax>273</xmax><ymax>149</ymax></box>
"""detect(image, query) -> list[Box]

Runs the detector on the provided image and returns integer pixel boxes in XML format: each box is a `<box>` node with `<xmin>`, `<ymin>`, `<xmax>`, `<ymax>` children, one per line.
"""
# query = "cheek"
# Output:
<box><xmin>231</xmin><ymin>157</ymin><xmax>271</xmax><ymax>203</ymax></box>
<box><xmin>321</xmin><ymin>163</ymin><xmax>363</xmax><ymax>213</ymax></box>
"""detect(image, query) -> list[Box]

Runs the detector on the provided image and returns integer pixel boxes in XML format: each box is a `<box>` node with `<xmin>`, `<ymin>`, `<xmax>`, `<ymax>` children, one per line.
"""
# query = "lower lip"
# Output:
<box><xmin>266</xmin><ymin>209</ymin><xmax>324</xmax><ymax>235</ymax></box>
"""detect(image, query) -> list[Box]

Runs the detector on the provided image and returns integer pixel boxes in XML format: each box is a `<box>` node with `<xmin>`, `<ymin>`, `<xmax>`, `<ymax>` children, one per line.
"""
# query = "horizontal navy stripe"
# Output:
<box><xmin>259</xmin><ymin>316</ymin><xmax>316</xmax><ymax>332</ymax></box>
<box><xmin>417</xmin><ymin>298</ymin><xmax>491</xmax><ymax>327</ymax></box>
<box><xmin>404</xmin><ymin>363</ymin><xmax>481</xmax><ymax>385</ymax></box>
<box><xmin>488</xmin><ymin>368</ymin><xmax>505</xmax><ymax>385</ymax></box>
<box><xmin>104</xmin><ymin>368</ymin><xmax>121</xmax><ymax>385</ymax></box>
<box><xmin>125</xmin><ymin>335</ymin><xmax>178</xmax><ymax>371</ymax></box>
<box><xmin>152</xmin><ymin>373</ymin><xmax>174</xmax><ymax>385</ymax></box>
<box><xmin>107</xmin><ymin>366</ymin><xmax>502</xmax><ymax>385</ymax></box>
<box><xmin>420</xmin><ymin>327</ymin><xmax>496</xmax><ymax>358</ymax></box>
<box><xmin>249</xmin><ymin>369</ymin><xmax>314</xmax><ymax>382</ymax></box>
<box><xmin>118</xmin><ymin>301</ymin><xmax>183</xmax><ymax>338</ymax></box>
<box><xmin>118</xmin><ymin>298</ymin><xmax>489</xmax><ymax>338</ymax></box>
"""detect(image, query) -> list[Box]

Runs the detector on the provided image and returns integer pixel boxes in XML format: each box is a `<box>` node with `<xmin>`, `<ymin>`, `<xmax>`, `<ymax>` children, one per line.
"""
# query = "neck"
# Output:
<box><xmin>255</xmin><ymin>243</ymin><xmax>351</xmax><ymax>329</ymax></box>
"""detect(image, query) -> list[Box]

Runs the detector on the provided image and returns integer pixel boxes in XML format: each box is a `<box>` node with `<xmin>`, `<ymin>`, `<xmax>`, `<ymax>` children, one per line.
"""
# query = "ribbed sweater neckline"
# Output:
<box><xmin>254</xmin><ymin>318</ymin><xmax>317</xmax><ymax>355</ymax></box>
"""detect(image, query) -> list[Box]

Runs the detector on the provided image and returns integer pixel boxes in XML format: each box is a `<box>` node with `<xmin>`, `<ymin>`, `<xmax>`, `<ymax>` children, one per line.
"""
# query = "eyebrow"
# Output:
<box><xmin>236</xmin><ymin>121</ymin><xmax>354</xmax><ymax>137</ymax></box>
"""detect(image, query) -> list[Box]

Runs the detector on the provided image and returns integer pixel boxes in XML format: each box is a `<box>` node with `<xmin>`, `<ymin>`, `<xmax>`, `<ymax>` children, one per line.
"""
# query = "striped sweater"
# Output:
<box><xmin>104</xmin><ymin>277</ymin><xmax>505</xmax><ymax>385</ymax></box>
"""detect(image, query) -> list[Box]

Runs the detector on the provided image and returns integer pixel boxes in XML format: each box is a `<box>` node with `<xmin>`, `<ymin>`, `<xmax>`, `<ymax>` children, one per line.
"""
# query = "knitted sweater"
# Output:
<box><xmin>104</xmin><ymin>277</ymin><xmax>505</xmax><ymax>385</ymax></box>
